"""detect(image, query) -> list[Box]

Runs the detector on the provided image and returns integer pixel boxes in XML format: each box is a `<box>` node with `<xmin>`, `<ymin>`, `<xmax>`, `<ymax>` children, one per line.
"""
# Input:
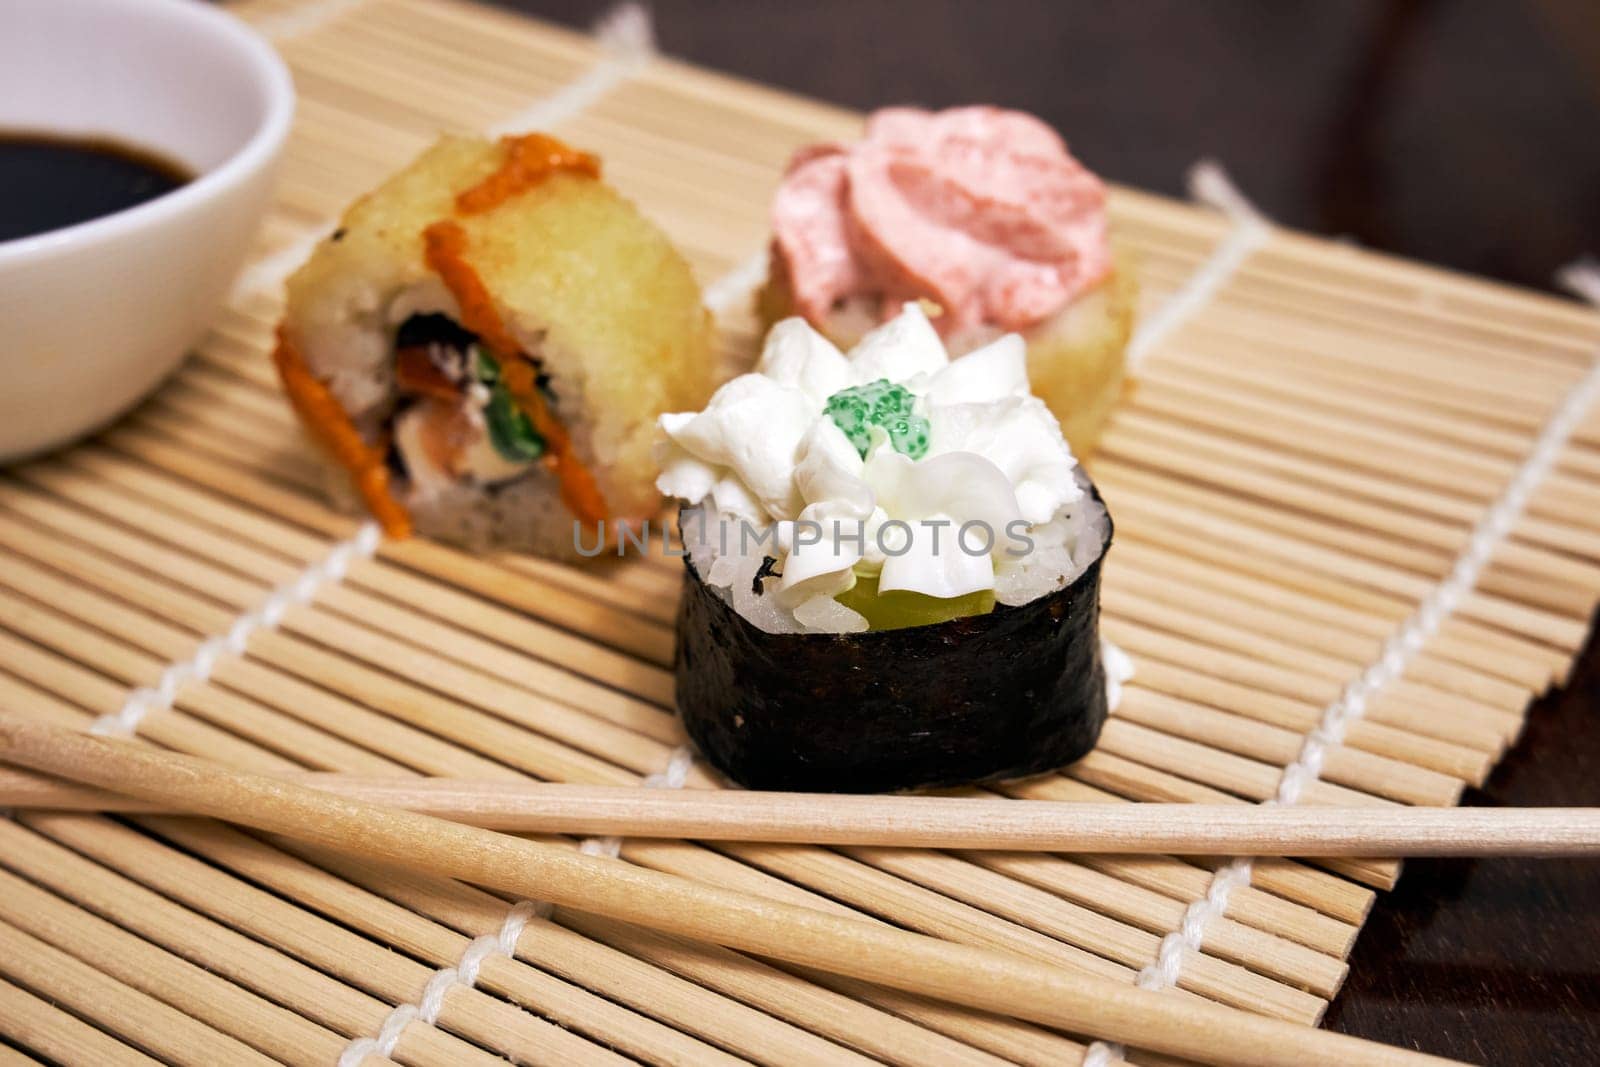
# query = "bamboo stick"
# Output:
<box><xmin>1111</xmin><ymin>528</ymin><xmax>1558</xmax><ymax>692</ymax></box>
<box><xmin>1117</xmin><ymin>238</ymin><xmax>1594</xmax><ymax>377</ymax></box>
<box><xmin>64</xmin><ymin>442</ymin><xmax>676</xmax><ymax>701</ymax></box>
<box><xmin>0</xmin><ymin>551</ymin><xmax>397</xmax><ymax>775</ymax></box>
<box><xmin>1105</xmin><ymin>390</ymin><xmax>1600</xmax><ymax>562</ymax></box>
<box><xmin>1109</xmin><ymin>558</ymin><xmax>1533</xmax><ymax>712</ymax></box>
<box><xmin>0</xmin><ymin>518</ymin><xmax>1401</xmax><ymax>927</ymax></box>
<box><xmin>19</xmin><ymin>456</ymin><xmax>677</xmax><ymax>731</ymax></box>
<box><xmin>256</xmin><ymin>832</ymin><xmax>1011</xmax><ymax>1067</ymax></box>
<box><xmin>1119</xmin><ymin>252</ymin><xmax>1581</xmax><ymax>392</ymax></box>
<box><xmin>1125</xmin><ymin>245</ymin><xmax>1597</xmax><ymax>380</ymax></box>
<box><xmin>1110</xmin><ymin>688</ymin><xmax>1464</xmax><ymax>806</ymax></box>
<box><xmin>0</xmin><ymin>818</ymin><xmax>480</xmax><ymax>1067</ymax></box>
<box><xmin>0</xmin><ymin>689</ymin><xmax>899</xmax><ymax>1060</ymax></box>
<box><xmin>999</xmin><ymin>776</ymin><xmax>1359</xmax><ymax>955</ymax></box>
<box><xmin>0</xmin><ymin>1036</ymin><xmax>48</xmax><ymax>1067</ymax></box>
<box><xmin>5</xmin><ymin>814</ymin><xmax>629</xmax><ymax>1067</ymax></box>
<box><xmin>0</xmin><ymin>863</ymin><xmax>349</xmax><ymax>1066</ymax></box>
<box><xmin>0</xmin><ymin>425</ymin><xmax>1388</xmax><ymax>953</ymax></box>
<box><xmin>1168</xmin><ymin>317</ymin><xmax>1566</xmax><ymax>428</ymax></box>
<box><xmin>0</xmin><ymin>714</ymin><xmax>1455</xmax><ymax>1067</ymax></box>
<box><xmin>835</xmin><ymin>843</ymin><xmax>1329</xmax><ymax>1017</ymax></box>
<box><xmin>0</xmin><ymin>916</ymin><xmax>277</xmax><ymax>1067</ymax></box>
<box><xmin>0</xmin><ymin>975</ymin><xmax>165</xmax><ymax>1067</ymax></box>
<box><xmin>1064</xmin><ymin>750</ymin><xmax>1400</xmax><ymax>891</ymax></box>
<box><xmin>0</xmin><ymin>7</ymin><xmax>1591</xmax><ymax>1063</ymax></box>
<box><xmin>18</xmin><ymin>798</ymin><xmax>907</xmax><ymax>1067</ymax></box>
<box><xmin>959</xmin><ymin>849</ymin><xmax>1347</xmax><ymax>993</ymax></box>
<box><xmin>1103</xmin><ymin>588</ymin><xmax>1525</xmax><ymax>735</ymax></box>
<box><xmin>1114</xmin><ymin>514</ymin><xmax>1570</xmax><ymax>684</ymax></box>
<box><xmin>1154</xmin><ymin>347</ymin><xmax>1560</xmax><ymax>466</ymax></box>
<box><xmin>1107</xmin><ymin>198</ymin><xmax>1599</xmax><ymax>346</ymax></box>
<box><xmin>3</xmin><ymin>518</ymin><xmax>1312</xmax><ymax>1011</ymax></box>
<box><xmin>4</xmin><ymin>768</ymin><xmax>1589</xmax><ymax>857</ymax></box>
<box><xmin>133</xmin><ymin>818</ymin><xmax>778</xmax><ymax>1067</ymax></box>
<box><xmin>1002</xmin><ymin>769</ymin><xmax>1376</xmax><ymax>922</ymax></box>
<box><xmin>0</xmin><ymin>422</ymin><xmax>1382</xmax><ymax>1004</ymax></box>
<box><xmin>1103</xmin><ymin>484</ymin><xmax>1585</xmax><ymax>651</ymax></box>
<box><xmin>1098</xmin><ymin>460</ymin><xmax>1590</xmax><ymax>640</ymax></box>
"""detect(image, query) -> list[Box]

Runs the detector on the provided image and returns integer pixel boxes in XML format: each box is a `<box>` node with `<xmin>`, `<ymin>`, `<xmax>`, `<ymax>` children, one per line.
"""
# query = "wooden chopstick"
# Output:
<box><xmin>0</xmin><ymin>713</ymin><xmax>1456</xmax><ymax>1067</ymax></box>
<box><xmin>2</xmin><ymin>764</ymin><xmax>1595</xmax><ymax>857</ymax></box>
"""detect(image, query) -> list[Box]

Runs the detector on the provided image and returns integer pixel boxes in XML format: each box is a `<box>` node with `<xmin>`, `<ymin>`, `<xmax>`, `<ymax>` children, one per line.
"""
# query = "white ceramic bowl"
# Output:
<box><xmin>0</xmin><ymin>0</ymin><xmax>293</xmax><ymax>460</ymax></box>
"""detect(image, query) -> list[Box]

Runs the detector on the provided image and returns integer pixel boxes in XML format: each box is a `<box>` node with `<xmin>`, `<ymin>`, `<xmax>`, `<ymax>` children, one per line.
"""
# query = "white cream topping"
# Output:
<box><xmin>657</xmin><ymin>303</ymin><xmax>1081</xmax><ymax>610</ymax></box>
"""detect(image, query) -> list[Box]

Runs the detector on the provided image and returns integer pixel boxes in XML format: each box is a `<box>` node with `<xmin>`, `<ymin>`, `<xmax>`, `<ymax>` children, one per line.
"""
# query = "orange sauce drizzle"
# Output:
<box><xmin>422</xmin><ymin>221</ymin><xmax>522</xmax><ymax>354</ymax></box>
<box><xmin>455</xmin><ymin>133</ymin><xmax>600</xmax><ymax>215</ymax></box>
<box><xmin>499</xmin><ymin>358</ymin><xmax>611</xmax><ymax>527</ymax></box>
<box><xmin>422</xmin><ymin>217</ymin><xmax>611</xmax><ymax>529</ymax></box>
<box><xmin>272</xmin><ymin>330</ymin><xmax>412</xmax><ymax>538</ymax></box>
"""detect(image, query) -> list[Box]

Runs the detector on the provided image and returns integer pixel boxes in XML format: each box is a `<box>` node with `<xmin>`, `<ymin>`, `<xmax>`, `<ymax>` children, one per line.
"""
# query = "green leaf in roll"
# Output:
<box><xmin>483</xmin><ymin>384</ymin><xmax>544</xmax><ymax>461</ymax></box>
<box><xmin>474</xmin><ymin>348</ymin><xmax>545</xmax><ymax>462</ymax></box>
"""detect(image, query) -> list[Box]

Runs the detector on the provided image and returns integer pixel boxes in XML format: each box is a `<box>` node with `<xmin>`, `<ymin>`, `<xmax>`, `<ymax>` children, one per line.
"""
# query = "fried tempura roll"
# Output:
<box><xmin>274</xmin><ymin>133</ymin><xmax>716</xmax><ymax>556</ymax></box>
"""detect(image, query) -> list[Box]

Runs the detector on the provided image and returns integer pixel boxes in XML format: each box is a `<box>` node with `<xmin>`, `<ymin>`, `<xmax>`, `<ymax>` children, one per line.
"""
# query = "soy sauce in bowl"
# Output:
<box><xmin>0</xmin><ymin>130</ymin><xmax>193</xmax><ymax>243</ymax></box>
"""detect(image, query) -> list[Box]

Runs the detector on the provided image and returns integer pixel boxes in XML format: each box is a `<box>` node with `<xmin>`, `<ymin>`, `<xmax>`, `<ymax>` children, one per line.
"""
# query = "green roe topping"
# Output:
<box><xmin>824</xmin><ymin>379</ymin><xmax>929</xmax><ymax>460</ymax></box>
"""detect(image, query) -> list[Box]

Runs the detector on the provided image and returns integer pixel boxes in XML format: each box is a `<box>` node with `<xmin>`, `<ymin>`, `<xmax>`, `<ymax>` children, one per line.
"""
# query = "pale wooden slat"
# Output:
<box><xmin>0</xmin><ymin>916</ymin><xmax>277</xmax><ymax>1067</ymax></box>
<box><xmin>0</xmin><ymin>975</ymin><xmax>165</xmax><ymax>1067</ymax></box>
<box><xmin>0</xmin><ymin>862</ymin><xmax>350</xmax><ymax>1066</ymax></box>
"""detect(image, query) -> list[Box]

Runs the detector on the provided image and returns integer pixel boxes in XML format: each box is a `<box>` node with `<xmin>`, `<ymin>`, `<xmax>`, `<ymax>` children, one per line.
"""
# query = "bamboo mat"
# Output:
<box><xmin>3</xmin><ymin>0</ymin><xmax>1600</xmax><ymax>1063</ymax></box>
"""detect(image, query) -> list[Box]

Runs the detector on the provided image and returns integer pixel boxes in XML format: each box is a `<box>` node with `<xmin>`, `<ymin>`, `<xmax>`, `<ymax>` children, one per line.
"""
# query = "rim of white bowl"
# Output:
<box><xmin>0</xmin><ymin>0</ymin><xmax>296</xmax><ymax>267</ymax></box>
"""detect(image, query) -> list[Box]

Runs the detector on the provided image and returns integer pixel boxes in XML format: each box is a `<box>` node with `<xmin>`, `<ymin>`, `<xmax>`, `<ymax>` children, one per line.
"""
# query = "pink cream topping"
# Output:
<box><xmin>771</xmin><ymin>107</ymin><xmax>1111</xmax><ymax>334</ymax></box>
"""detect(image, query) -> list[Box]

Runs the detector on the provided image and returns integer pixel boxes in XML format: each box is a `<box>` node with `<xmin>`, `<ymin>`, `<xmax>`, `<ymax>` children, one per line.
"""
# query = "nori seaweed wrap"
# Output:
<box><xmin>674</xmin><ymin>484</ymin><xmax>1111</xmax><ymax>792</ymax></box>
<box><xmin>657</xmin><ymin>304</ymin><xmax>1117</xmax><ymax>793</ymax></box>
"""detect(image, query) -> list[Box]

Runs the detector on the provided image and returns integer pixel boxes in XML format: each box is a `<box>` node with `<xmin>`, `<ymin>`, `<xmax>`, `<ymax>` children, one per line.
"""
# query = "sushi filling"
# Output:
<box><xmin>660</xmin><ymin>302</ymin><xmax>1103</xmax><ymax>634</ymax></box>
<box><xmin>386</xmin><ymin>312</ymin><xmax>553</xmax><ymax>498</ymax></box>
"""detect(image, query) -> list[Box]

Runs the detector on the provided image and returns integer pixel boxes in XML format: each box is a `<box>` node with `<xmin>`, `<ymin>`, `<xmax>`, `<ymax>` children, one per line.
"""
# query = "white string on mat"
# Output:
<box><xmin>1101</xmin><ymin>639</ymin><xmax>1135</xmax><ymax>714</ymax></box>
<box><xmin>488</xmin><ymin>3</ymin><xmax>656</xmax><ymax>136</ymax></box>
<box><xmin>335</xmin><ymin>745</ymin><xmax>696</xmax><ymax>1067</ymax></box>
<box><xmin>89</xmin><ymin>521</ymin><xmax>382</xmax><ymax>739</ymax></box>
<box><xmin>1124</xmin><ymin>159</ymin><xmax>1272</xmax><ymax>372</ymax></box>
<box><xmin>333</xmin><ymin>901</ymin><xmax>540</xmax><ymax>1067</ymax></box>
<box><xmin>1087</xmin><ymin>255</ymin><xmax>1600</xmax><ymax>1067</ymax></box>
<box><xmin>703</xmin><ymin>249</ymin><xmax>770</xmax><ymax>317</ymax></box>
<box><xmin>253</xmin><ymin>0</ymin><xmax>369</xmax><ymax>42</ymax></box>
<box><xmin>578</xmin><ymin>742</ymin><xmax>697</xmax><ymax>859</ymax></box>
<box><xmin>1559</xmin><ymin>256</ymin><xmax>1600</xmax><ymax>307</ymax></box>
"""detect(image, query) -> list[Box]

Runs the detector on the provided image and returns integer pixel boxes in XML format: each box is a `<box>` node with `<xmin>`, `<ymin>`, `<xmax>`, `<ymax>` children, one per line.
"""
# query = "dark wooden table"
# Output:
<box><xmin>1323</xmin><ymin>621</ymin><xmax>1600</xmax><ymax>1063</ymax></box>
<box><xmin>499</xmin><ymin>3</ymin><xmax>1600</xmax><ymax>1060</ymax></box>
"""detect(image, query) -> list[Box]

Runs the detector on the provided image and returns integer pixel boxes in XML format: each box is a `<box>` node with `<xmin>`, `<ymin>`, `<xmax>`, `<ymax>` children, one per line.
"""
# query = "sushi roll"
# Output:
<box><xmin>274</xmin><ymin>133</ymin><xmax>716</xmax><ymax>556</ymax></box>
<box><xmin>658</xmin><ymin>303</ymin><xmax>1113</xmax><ymax>792</ymax></box>
<box><xmin>757</xmin><ymin>106</ymin><xmax>1135</xmax><ymax>459</ymax></box>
